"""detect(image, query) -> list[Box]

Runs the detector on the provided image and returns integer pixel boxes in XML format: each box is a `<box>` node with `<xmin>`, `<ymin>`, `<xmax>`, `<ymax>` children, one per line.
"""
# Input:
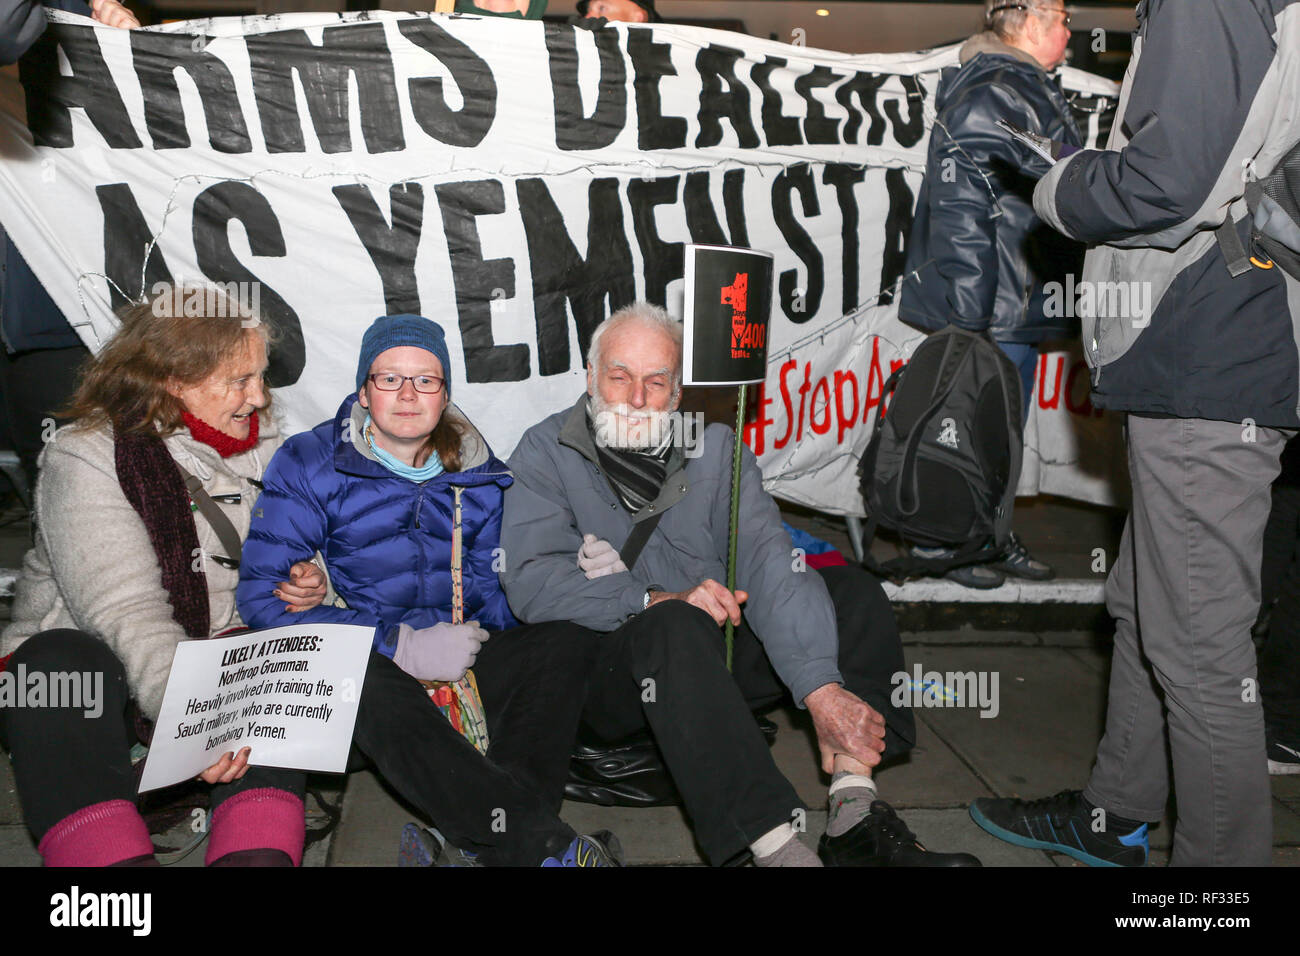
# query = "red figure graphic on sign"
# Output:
<box><xmin>722</xmin><ymin>272</ymin><xmax>749</xmax><ymax>351</ymax></box>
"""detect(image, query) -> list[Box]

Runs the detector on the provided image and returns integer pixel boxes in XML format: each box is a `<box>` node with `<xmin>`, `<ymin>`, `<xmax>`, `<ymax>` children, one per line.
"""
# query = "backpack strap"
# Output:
<box><xmin>1217</xmin><ymin>215</ymin><xmax>1254</xmax><ymax>278</ymax></box>
<box><xmin>620</xmin><ymin>511</ymin><xmax>664</xmax><ymax>570</ymax></box>
<box><xmin>177</xmin><ymin>466</ymin><xmax>244</xmax><ymax>570</ymax></box>
<box><xmin>990</xmin><ymin>342</ymin><xmax>1024</xmax><ymax>551</ymax></box>
<box><xmin>450</xmin><ymin>485</ymin><xmax>464</xmax><ymax>624</ymax></box>
<box><xmin>1218</xmin><ymin>181</ymin><xmax>1266</xmax><ymax>278</ymax></box>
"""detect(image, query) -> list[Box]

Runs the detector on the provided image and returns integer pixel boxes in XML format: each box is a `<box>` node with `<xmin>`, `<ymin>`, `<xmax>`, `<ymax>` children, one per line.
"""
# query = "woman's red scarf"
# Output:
<box><xmin>181</xmin><ymin>411</ymin><xmax>259</xmax><ymax>458</ymax></box>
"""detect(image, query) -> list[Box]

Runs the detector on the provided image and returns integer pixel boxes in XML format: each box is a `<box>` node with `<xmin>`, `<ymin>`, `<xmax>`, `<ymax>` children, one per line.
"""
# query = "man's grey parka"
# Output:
<box><xmin>499</xmin><ymin>396</ymin><xmax>842</xmax><ymax>707</ymax></box>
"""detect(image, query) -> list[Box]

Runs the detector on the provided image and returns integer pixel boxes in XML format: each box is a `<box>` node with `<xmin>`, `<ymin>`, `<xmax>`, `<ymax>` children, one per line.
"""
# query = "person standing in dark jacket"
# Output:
<box><xmin>0</xmin><ymin>0</ymin><xmax>138</xmax><ymax>496</ymax></box>
<box><xmin>971</xmin><ymin>0</ymin><xmax>1300</xmax><ymax>866</ymax></box>
<box><xmin>898</xmin><ymin>0</ymin><xmax>1082</xmax><ymax>588</ymax></box>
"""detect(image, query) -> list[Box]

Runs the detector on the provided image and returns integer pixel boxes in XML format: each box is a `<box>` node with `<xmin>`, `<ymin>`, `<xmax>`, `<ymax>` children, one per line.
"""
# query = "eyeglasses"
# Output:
<box><xmin>367</xmin><ymin>373</ymin><xmax>445</xmax><ymax>394</ymax></box>
<box><xmin>988</xmin><ymin>3</ymin><xmax>1071</xmax><ymax>27</ymax></box>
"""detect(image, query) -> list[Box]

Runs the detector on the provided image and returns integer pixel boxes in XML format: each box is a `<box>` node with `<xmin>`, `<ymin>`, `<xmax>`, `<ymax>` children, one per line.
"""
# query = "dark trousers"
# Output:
<box><xmin>0</xmin><ymin>344</ymin><xmax>89</xmax><ymax>490</ymax></box>
<box><xmin>0</xmin><ymin>629</ymin><xmax>302</xmax><ymax>841</ymax></box>
<box><xmin>578</xmin><ymin>564</ymin><xmax>913</xmax><ymax>865</ymax></box>
<box><xmin>349</xmin><ymin>620</ymin><xmax>599</xmax><ymax>866</ymax></box>
<box><xmin>1256</xmin><ymin>439</ymin><xmax>1300</xmax><ymax>743</ymax></box>
<box><xmin>1260</xmin><ymin>481</ymin><xmax>1300</xmax><ymax>744</ymax></box>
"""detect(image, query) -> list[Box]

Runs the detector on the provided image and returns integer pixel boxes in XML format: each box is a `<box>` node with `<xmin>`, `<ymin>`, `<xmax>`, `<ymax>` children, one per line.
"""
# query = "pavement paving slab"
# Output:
<box><xmin>559</xmin><ymin>804</ymin><xmax>708</xmax><ymax>865</ymax></box>
<box><xmin>1065</xmin><ymin>645</ymin><xmax>1112</xmax><ymax>675</ymax></box>
<box><xmin>1274</xmin><ymin>774</ymin><xmax>1300</xmax><ymax>817</ymax></box>
<box><xmin>762</xmin><ymin>705</ymin><xmax>825</xmax><ymax>807</ymax></box>
<box><xmin>0</xmin><ymin>751</ymin><xmax>22</xmax><ymax>826</ymax></box>
<box><xmin>1272</xmin><ymin>797</ymin><xmax>1300</xmax><ymax>847</ymax></box>
<box><xmin>875</xmin><ymin>713</ymin><xmax>993</xmax><ymax>809</ymax></box>
<box><xmin>327</xmin><ymin>769</ymin><xmax>419</xmax><ymax>866</ymax></box>
<box><xmin>902</xmin><ymin>646</ymin><xmax>1108</xmax><ymax>799</ymax></box>
<box><xmin>0</xmin><ymin>825</ymin><xmax>38</xmax><ymax>867</ymax></box>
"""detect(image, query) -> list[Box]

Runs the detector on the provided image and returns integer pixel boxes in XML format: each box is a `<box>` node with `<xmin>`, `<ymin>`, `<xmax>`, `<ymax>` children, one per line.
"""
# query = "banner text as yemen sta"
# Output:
<box><xmin>0</xmin><ymin>11</ymin><xmax>1126</xmax><ymax>514</ymax></box>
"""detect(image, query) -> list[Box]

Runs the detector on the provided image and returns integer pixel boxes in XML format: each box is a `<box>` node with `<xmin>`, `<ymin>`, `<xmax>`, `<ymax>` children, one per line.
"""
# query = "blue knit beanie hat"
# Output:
<box><xmin>355</xmin><ymin>314</ymin><xmax>452</xmax><ymax>396</ymax></box>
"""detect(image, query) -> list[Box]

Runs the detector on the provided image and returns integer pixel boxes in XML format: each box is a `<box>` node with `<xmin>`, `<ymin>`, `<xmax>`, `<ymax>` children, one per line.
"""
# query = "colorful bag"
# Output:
<box><xmin>420</xmin><ymin>486</ymin><xmax>490</xmax><ymax>755</ymax></box>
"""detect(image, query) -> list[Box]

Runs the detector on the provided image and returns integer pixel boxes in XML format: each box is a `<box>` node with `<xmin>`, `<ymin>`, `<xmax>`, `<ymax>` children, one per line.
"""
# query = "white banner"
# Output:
<box><xmin>138</xmin><ymin>623</ymin><xmax>371</xmax><ymax>793</ymax></box>
<box><xmin>0</xmin><ymin>11</ymin><xmax>1126</xmax><ymax>515</ymax></box>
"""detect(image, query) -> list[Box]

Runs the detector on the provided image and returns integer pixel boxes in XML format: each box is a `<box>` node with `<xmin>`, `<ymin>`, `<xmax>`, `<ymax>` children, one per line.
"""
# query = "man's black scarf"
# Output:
<box><xmin>586</xmin><ymin>399</ymin><xmax>676</xmax><ymax>513</ymax></box>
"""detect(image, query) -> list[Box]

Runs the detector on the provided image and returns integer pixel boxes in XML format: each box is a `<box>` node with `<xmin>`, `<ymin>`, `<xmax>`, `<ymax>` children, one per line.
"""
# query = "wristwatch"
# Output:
<box><xmin>643</xmin><ymin>585</ymin><xmax>664</xmax><ymax>610</ymax></box>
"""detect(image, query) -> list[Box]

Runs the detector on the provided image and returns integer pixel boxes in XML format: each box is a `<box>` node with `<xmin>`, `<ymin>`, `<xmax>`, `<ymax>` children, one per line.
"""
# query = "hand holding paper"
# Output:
<box><xmin>199</xmin><ymin>746</ymin><xmax>252</xmax><ymax>785</ymax></box>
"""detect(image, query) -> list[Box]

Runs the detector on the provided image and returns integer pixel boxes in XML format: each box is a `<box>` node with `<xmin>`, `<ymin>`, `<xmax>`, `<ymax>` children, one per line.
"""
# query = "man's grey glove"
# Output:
<box><xmin>393</xmin><ymin>621</ymin><xmax>488</xmax><ymax>682</ymax></box>
<box><xmin>578</xmin><ymin>533</ymin><xmax>628</xmax><ymax>579</ymax></box>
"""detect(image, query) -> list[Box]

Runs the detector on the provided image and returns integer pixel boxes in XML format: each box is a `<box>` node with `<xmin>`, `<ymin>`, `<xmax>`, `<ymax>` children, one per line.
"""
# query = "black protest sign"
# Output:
<box><xmin>683</xmin><ymin>244</ymin><xmax>773</xmax><ymax>385</ymax></box>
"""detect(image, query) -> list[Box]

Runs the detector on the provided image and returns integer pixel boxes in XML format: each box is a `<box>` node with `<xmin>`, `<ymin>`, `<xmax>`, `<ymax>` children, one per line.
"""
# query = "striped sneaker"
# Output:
<box><xmin>969</xmin><ymin>790</ymin><xmax>1147</xmax><ymax>867</ymax></box>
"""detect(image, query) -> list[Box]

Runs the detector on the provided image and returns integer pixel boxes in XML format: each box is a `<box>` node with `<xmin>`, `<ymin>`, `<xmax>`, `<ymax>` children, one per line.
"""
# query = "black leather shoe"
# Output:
<box><xmin>818</xmin><ymin>800</ymin><xmax>982</xmax><ymax>867</ymax></box>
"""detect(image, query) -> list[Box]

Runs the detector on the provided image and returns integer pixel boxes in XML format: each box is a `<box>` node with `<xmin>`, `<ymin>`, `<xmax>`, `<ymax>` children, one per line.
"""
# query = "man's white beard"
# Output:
<box><xmin>590</xmin><ymin>392</ymin><xmax>673</xmax><ymax>451</ymax></box>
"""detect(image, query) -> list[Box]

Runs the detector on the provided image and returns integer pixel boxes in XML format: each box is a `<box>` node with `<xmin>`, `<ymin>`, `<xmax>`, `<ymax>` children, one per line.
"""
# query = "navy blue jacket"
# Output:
<box><xmin>237</xmin><ymin>395</ymin><xmax>517</xmax><ymax>655</ymax></box>
<box><xmin>898</xmin><ymin>35</ymin><xmax>1084</xmax><ymax>344</ymax></box>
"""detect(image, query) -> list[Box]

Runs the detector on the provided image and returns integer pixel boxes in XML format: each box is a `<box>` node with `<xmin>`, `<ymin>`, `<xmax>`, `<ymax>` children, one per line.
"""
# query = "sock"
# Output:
<box><xmin>826</xmin><ymin>771</ymin><xmax>878</xmax><ymax>838</ymax></box>
<box><xmin>205</xmin><ymin>788</ymin><xmax>305</xmax><ymax>867</ymax></box>
<box><xmin>38</xmin><ymin>799</ymin><xmax>155</xmax><ymax>867</ymax></box>
<box><xmin>751</xmin><ymin>823</ymin><xmax>822</xmax><ymax>867</ymax></box>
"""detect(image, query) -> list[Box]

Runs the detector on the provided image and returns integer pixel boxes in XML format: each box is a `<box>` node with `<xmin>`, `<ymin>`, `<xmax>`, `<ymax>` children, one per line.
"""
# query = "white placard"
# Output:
<box><xmin>138</xmin><ymin>623</ymin><xmax>373</xmax><ymax>793</ymax></box>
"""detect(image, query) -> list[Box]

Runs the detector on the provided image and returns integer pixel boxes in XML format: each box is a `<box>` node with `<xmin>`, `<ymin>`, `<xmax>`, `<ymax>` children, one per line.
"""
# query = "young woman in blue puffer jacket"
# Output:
<box><xmin>237</xmin><ymin>314</ymin><xmax>620</xmax><ymax>867</ymax></box>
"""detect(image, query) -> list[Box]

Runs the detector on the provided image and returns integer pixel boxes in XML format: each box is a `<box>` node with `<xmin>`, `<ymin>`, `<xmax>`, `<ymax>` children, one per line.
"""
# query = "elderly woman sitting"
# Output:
<box><xmin>0</xmin><ymin>285</ymin><xmax>323</xmax><ymax>867</ymax></box>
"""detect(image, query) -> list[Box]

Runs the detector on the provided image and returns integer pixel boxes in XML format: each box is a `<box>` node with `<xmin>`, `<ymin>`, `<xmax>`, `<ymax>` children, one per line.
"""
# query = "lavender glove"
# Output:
<box><xmin>393</xmin><ymin>621</ymin><xmax>487</xmax><ymax>682</ymax></box>
<box><xmin>578</xmin><ymin>533</ymin><xmax>628</xmax><ymax>579</ymax></box>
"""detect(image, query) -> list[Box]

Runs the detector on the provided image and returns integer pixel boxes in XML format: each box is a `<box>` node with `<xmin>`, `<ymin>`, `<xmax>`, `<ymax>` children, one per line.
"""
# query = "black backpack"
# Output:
<box><xmin>857</xmin><ymin>325</ymin><xmax>1023</xmax><ymax>578</ymax></box>
<box><xmin>1218</xmin><ymin>138</ymin><xmax>1300</xmax><ymax>281</ymax></box>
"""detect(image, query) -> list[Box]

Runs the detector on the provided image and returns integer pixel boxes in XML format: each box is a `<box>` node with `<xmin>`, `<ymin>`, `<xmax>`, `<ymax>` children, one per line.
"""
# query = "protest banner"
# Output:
<box><xmin>137</xmin><ymin>622</ymin><xmax>372</xmax><ymax>792</ymax></box>
<box><xmin>0</xmin><ymin>11</ymin><xmax>1126</xmax><ymax>516</ymax></box>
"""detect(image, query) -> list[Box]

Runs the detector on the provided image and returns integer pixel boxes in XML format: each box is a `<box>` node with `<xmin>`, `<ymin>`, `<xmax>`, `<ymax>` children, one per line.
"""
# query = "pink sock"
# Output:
<box><xmin>38</xmin><ymin>799</ymin><xmax>155</xmax><ymax>867</ymax></box>
<box><xmin>205</xmin><ymin>788</ymin><xmax>305</xmax><ymax>867</ymax></box>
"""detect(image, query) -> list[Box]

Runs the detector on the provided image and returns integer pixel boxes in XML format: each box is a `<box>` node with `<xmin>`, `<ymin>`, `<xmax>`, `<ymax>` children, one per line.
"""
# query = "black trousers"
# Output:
<box><xmin>2</xmin><ymin>621</ymin><xmax>599</xmax><ymax>866</ymax></box>
<box><xmin>0</xmin><ymin>343</ymin><xmax>89</xmax><ymax>490</ymax></box>
<box><xmin>1260</xmin><ymin>480</ymin><xmax>1300</xmax><ymax>743</ymax></box>
<box><xmin>578</xmin><ymin>564</ymin><xmax>913</xmax><ymax>865</ymax></box>
<box><xmin>1256</xmin><ymin>439</ymin><xmax>1300</xmax><ymax>743</ymax></box>
<box><xmin>0</xmin><ymin>629</ymin><xmax>302</xmax><ymax>840</ymax></box>
<box><xmin>349</xmin><ymin>620</ymin><xmax>599</xmax><ymax>866</ymax></box>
